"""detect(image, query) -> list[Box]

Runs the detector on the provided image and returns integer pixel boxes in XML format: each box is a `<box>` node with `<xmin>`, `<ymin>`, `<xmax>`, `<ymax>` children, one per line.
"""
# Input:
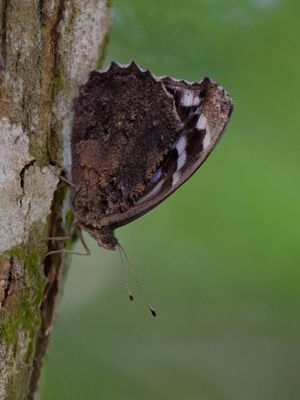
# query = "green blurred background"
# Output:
<box><xmin>41</xmin><ymin>0</ymin><xmax>300</xmax><ymax>399</ymax></box>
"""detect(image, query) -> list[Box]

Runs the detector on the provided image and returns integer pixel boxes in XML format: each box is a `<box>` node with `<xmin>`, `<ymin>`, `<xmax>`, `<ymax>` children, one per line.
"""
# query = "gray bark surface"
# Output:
<box><xmin>0</xmin><ymin>1</ymin><xmax>110</xmax><ymax>398</ymax></box>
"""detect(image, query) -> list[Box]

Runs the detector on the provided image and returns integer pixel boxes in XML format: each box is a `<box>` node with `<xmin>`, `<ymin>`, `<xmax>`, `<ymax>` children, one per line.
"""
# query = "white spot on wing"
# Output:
<box><xmin>150</xmin><ymin>168</ymin><xmax>162</xmax><ymax>184</ymax></box>
<box><xmin>196</xmin><ymin>114</ymin><xmax>207</xmax><ymax>131</ymax></box>
<box><xmin>138</xmin><ymin>180</ymin><xmax>165</xmax><ymax>203</ymax></box>
<box><xmin>175</xmin><ymin>135</ymin><xmax>187</xmax><ymax>155</ymax></box>
<box><xmin>176</xmin><ymin>140</ymin><xmax>187</xmax><ymax>172</ymax></box>
<box><xmin>181</xmin><ymin>91</ymin><xmax>201</xmax><ymax>107</ymax></box>
<box><xmin>203</xmin><ymin>133</ymin><xmax>211</xmax><ymax>149</ymax></box>
<box><xmin>173</xmin><ymin>135</ymin><xmax>187</xmax><ymax>185</ymax></box>
<box><xmin>173</xmin><ymin>171</ymin><xmax>180</xmax><ymax>185</ymax></box>
<box><xmin>195</xmin><ymin>114</ymin><xmax>212</xmax><ymax>149</ymax></box>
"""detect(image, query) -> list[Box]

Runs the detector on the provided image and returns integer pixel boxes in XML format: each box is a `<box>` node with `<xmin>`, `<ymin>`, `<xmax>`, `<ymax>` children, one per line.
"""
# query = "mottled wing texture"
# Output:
<box><xmin>136</xmin><ymin>76</ymin><xmax>233</xmax><ymax>205</ymax></box>
<box><xmin>101</xmin><ymin>68</ymin><xmax>233</xmax><ymax>230</ymax></box>
<box><xmin>72</xmin><ymin>62</ymin><xmax>182</xmax><ymax>229</ymax></box>
<box><xmin>71</xmin><ymin>62</ymin><xmax>233</xmax><ymax>235</ymax></box>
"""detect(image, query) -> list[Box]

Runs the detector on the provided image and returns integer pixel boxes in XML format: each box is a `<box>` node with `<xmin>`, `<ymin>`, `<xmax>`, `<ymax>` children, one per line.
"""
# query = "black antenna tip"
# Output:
<box><xmin>150</xmin><ymin>308</ymin><xmax>157</xmax><ymax>317</ymax></box>
<box><xmin>129</xmin><ymin>293</ymin><xmax>134</xmax><ymax>301</ymax></box>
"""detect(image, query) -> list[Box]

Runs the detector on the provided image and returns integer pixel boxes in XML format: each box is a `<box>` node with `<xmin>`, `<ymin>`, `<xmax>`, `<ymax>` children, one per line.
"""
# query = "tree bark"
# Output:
<box><xmin>0</xmin><ymin>1</ymin><xmax>110</xmax><ymax>398</ymax></box>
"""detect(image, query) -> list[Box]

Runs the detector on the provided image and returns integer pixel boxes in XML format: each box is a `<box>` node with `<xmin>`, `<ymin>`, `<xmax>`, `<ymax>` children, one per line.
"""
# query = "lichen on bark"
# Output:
<box><xmin>0</xmin><ymin>0</ymin><xmax>111</xmax><ymax>398</ymax></box>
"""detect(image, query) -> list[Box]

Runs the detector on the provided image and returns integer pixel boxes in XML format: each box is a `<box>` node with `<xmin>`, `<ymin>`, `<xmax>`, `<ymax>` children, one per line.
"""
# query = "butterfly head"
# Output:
<box><xmin>77</xmin><ymin>222</ymin><xmax>118</xmax><ymax>250</ymax></box>
<box><xmin>96</xmin><ymin>227</ymin><xmax>118</xmax><ymax>251</ymax></box>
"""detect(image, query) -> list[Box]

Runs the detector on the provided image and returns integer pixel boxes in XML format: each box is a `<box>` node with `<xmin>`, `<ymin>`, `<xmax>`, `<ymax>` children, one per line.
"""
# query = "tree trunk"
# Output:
<box><xmin>0</xmin><ymin>1</ymin><xmax>110</xmax><ymax>398</ymax></box>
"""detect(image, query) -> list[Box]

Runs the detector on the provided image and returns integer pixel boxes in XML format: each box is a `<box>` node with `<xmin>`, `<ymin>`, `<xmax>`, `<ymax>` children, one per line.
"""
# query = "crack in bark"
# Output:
<box><xmin>0</xmin><ymin>257</ymin><xmax>13</xmax><ymax>310</ymax></box>
<box><xmin>47</xmin><ymin>0</ymin><xmax>66</xmax><ymax>165</ymax></box>
<box><xmin>0</xmin><ymin>49</ymin><xmax>4</xmax><ymax>79</ymax></box>
<box><xmin>29</xmin><ymin>175</ymin><xmax>67</xmax><ymax>396</ymax></box>
<box><xmin>26</xmin><ymin>3</ymin><xmax>68</xmax><ymax>394</ymax></box>
<box><xmin>1</xmin><ymin>0</ymin><xmax>8</xmax><ymax>63</ymax></box>
<box><xmin>38</xmin><ymin>0</ymin><xmax>45</xmax><ymax>28</ymax></box>
<box><xmin>29</xmin><ymin>271</ymin><xmax>60</xmax><ymax>398</ymax></box>
<box><xmin>19</xmin><ymin>159</ymin><xmax>37</xmax><ymax>207</ymax></box>
<box><xmin>14</xmin><ymin>48</ymin><xmax>21</xmax><ymax>71</ymax></box>
<box><xmin>29</xmin><ymin>216</ymin><xmax>63</xmax><ymax>398</ymax></box>
<box><xmin>51</xmin><ymin>0</ymin><xmax>66</xmax><ymax>49</ymax></box>
<box><xmin>19</xmin><ymin>159</ymin><xmax>37</xmax><ymax>190</ymax></box>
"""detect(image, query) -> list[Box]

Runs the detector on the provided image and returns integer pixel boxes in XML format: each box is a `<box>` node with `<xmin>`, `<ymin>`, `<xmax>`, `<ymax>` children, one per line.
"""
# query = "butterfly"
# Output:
<box><xmin>71</xmin><ymin>61</ymin><xmax>233</xmax><ymax>251</ymax></box>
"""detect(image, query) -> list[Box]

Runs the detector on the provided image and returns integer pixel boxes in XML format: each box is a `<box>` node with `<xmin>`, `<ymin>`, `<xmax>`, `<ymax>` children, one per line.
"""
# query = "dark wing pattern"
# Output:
<box><xmin>100</xmin><ymin>66</ymin><xmax>233</xmax><ymax>231</ymax></box>
<box><xmin>72</xmin><ymin>62</ymin><xmax>233</xmax><ymax>248</ymax></box>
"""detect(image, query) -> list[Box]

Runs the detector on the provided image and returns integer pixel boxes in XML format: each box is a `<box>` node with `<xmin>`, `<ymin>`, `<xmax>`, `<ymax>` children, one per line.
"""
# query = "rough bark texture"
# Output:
<box><xmin>0</xmin><ymin>1</ymin><xmax>110</xmax><ymax>398</ymax></box>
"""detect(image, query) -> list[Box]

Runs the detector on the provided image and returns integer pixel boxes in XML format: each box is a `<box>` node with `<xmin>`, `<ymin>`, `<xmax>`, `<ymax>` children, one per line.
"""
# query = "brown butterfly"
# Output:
<box><xmin>71</xmin><ymin>62</ymin><xmax>233</xmax><ymax>252</ymax></box>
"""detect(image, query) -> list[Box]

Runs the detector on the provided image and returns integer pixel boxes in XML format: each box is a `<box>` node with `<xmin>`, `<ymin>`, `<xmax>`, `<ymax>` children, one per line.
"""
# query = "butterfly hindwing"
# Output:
<box><xmin>100</xmin><ymin>68</ymin><xmax>233</xmax><ymax>230</ymax></box>
<box><xmin>71</xmin><ymin>62</ymin><xmax>233</xmax><ymax>247</ymax></box>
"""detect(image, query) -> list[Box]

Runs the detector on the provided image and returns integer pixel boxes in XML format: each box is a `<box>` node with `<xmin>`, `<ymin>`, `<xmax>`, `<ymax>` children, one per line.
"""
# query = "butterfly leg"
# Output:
<box><xmin>43</xmin><ymin>236</ymin><xmax>71</xmax><ymax>242</ymax></box>
<box><xmin>59</xmin><ymin>173</ymin><xmax>80</xmax><ymax>208</ymax></box>
<box><xmin>59</xmin><ymin>175</ymin><xmax>77</xmax><ymax>190</ymax></box>
<box><xmin>44</xmin><ymin>227</ymin><xmax>91</xmax><ymax>258</ymax></box>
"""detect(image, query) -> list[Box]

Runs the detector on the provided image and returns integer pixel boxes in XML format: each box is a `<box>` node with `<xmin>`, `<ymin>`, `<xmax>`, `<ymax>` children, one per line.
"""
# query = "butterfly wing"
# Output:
<box><xmin>72</xmin><ymin>62</ymin><xmax>183</xmax><ymax>232</ymax></box>
<box><xmin>101</xmin><ymin>74</ymin><xmax>233</xmax><ymax>231</ymax></box>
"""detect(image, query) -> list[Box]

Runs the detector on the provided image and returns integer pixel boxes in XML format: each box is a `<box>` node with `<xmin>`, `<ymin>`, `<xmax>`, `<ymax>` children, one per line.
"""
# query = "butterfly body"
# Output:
<box><xmin>71</xmin><ymin>62</ymin><xmax>233</xmax><ymax>250</ymax></box>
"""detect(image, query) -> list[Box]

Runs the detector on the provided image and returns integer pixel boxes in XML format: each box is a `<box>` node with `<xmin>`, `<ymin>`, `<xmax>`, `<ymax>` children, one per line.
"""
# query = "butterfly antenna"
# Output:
<box><xmin>117</xmin><ymin>243</ymin><xmax>157</xmax><ymax>317</ymax></box>
<box><xmin>117</xmin><ymin>245</ymin><xmax>134</xmax><ymax>301</ymax></box>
